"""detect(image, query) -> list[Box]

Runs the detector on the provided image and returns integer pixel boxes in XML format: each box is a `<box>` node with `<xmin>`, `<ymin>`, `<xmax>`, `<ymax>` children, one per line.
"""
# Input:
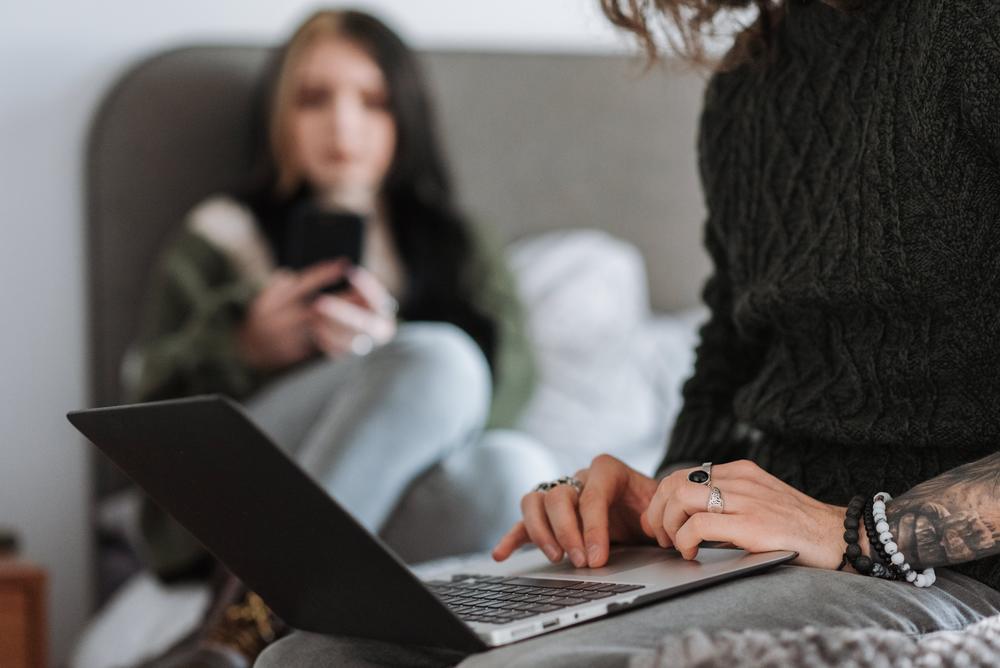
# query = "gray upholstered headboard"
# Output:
<box><xmin>87</xmin><ymin>46</ymin><xmax>710</xmax><ymax>492</ymax></box>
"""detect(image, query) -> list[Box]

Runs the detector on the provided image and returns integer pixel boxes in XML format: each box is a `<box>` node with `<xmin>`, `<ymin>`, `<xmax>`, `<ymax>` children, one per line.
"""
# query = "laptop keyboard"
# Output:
<box><xmin>426</xmin><ymin>574</ymin><xmax>645</xmax><ymax>625</ymax></box>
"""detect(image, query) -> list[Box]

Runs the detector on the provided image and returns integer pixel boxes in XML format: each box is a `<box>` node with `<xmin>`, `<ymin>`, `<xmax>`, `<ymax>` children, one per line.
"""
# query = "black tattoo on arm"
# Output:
<box><xmin>885</xmin><ymin>451</ymin><xmax>1000</xmax><ymax>570</ymax></box>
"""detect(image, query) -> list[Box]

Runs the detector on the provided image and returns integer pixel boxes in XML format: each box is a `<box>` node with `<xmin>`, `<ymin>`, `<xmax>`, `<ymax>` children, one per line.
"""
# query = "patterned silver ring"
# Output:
<box><xmin>707</xmin><ymin>486</ymin><xmax>725</xmax><ymax>514</ymax></box>
<box><xmin>534</xmin><ymin>476</ymin><xmax>583</xmax><ymax>494</ymax></box>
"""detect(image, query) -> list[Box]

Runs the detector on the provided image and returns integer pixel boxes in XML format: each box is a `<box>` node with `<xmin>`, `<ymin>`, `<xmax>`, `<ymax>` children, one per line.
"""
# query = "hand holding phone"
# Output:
<box><xmin>237</xmin><ymin>261</ymin><xmax>349</xmax><ymax>369</ymax></box>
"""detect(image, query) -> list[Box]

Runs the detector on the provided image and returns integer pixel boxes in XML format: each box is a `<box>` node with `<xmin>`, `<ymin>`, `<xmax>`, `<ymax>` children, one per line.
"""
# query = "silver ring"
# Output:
<box><xmin>707</xmin><ymin>486</ymin><xmax>725</xmax><ymax>514</ymax></box>
<box><xmin>351</xmin><ymin>333</ymin><xmax>374</xmax><ymax>356</ymax></box>
<box><xmin>534</xmin><ymin>476</ymin><xmax>583</xmax><ymax>494</ymax></box>
<box><xmin>687</xmin><ymin>462</ymin><xmax>713</xmax><ymax>486</ymax></box>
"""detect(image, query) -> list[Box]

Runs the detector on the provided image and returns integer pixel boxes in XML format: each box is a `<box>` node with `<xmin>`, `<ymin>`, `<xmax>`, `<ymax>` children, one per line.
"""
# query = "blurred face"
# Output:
<box><xmin>288</xmin><ymin>37</ymin><xmax>396</xmax><ymax>208</ymax></box>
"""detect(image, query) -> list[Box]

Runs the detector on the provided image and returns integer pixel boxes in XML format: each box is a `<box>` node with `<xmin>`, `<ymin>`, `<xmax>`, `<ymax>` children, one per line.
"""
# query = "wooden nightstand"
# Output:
<box><xmin>0</xmin><ymin>559</ymin><xmax>47</xmax><ymax>668</ymax></box>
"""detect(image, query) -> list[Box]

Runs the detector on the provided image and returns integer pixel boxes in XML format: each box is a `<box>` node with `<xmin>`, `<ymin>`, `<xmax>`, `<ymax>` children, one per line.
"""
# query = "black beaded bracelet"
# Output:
<box><xmin>863</xmin><ymin>498</ymin><xmax>902</xmax><ymax>581</ymax></box>
<box><xmin>841</xmin><ymin>495</ymin><xmax>873</xmax><ymax>575</ymax></box>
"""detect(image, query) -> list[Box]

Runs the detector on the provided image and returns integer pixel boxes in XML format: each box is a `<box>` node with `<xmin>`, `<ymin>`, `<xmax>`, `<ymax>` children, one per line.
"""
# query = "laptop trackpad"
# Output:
<box><xmin>523</xmin><ymin>546</ymin><xmax>681</xmax><ymax>577</ymax></box>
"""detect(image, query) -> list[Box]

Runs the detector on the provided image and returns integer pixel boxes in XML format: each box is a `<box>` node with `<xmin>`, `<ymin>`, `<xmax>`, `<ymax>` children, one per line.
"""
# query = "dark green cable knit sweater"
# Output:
<box><xmin>657</xmin><ymin>0</ymin><xmax>1000</xmax><ymax>590</ymax></box>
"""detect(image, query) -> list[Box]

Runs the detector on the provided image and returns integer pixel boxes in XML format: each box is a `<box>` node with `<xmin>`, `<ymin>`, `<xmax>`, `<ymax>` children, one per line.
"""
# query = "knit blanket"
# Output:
<box><xmin>634</xmin><ymin>615</ymin><xmax>1000</xmax><ymax>668</ymax></box>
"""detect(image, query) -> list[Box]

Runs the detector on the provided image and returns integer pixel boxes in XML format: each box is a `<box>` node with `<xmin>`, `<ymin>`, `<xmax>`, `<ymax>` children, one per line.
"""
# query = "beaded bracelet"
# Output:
<box><xmin>872</xmin><ymin>492</ymin><xmax>936</xmax><ymax>588</ymax></box>
<box><xmin>840</xmin><ymin>495</ymin><xmax>873</xmax><ymax>575</ymax></box>
<box><xmin>863</xmin><ymin>498</ymin><xmax>901</xmax><ymax>580</ymax></box>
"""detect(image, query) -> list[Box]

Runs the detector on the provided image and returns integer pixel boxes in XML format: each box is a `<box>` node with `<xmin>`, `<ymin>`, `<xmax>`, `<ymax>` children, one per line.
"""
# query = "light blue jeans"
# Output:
<box><xmin>246</xmin><ymin>322</ymin><xmax>559</xmax><ymax>563</ymax></box>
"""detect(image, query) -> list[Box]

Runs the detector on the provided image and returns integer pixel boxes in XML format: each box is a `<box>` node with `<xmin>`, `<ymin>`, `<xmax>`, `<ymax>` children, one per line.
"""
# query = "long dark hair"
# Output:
<box><xmin>238</xmin><ymin>10</ymin><xmax>499</xmax><ymax>371</ymax></box>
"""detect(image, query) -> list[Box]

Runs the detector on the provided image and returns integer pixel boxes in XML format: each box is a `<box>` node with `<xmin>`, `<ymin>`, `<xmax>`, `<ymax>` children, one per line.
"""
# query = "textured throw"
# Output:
<box><xmin>635</xmin><ymin>614</ymin><xmax>1000</xmax><ymax>668</ymax></box>
<box><xmin>658</xmin><ymin>0</ymin><xmax>1000</xmax><ymax>590</ymax></box>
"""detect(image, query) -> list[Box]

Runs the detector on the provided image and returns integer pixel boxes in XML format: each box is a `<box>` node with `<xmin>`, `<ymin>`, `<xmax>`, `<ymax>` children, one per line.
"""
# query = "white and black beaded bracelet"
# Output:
<box><xmin>872</xmin><ymin>492</ymin><xmax>936</xmax><ymax>588</ymax></box>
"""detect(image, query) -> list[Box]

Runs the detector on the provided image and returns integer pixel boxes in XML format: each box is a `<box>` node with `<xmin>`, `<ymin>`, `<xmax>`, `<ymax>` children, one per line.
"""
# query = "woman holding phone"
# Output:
<box><xmin>128</xmin><ymin>9</ymin><xmax>544</xmax><ymax>590</ymax></box>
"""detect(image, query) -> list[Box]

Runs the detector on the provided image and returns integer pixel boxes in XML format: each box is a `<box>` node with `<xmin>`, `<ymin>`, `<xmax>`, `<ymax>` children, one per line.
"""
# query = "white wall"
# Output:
<box><xmin>0</xmin><ymin>1</ymin><xmax>628</xmax><ymax>664</ymax></box>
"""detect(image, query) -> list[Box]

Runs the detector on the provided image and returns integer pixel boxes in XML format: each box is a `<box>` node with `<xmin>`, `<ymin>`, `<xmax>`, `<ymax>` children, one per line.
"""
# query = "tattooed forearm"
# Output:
<box><xmin>885</xmin><ymin>451</ymin><xmax>1000</xmax><ymax>570</ymax></box>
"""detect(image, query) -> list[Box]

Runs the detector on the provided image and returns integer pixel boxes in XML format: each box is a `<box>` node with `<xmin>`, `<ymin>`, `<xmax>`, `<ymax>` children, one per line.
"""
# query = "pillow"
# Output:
<box><xmin>507</xmin><ymin>229</ymin><xmax>703</xmax><ymax>475</ymax></box>
<box><xmin>507</xmin><ymin>229</ymin><xmax>649</xmax><ymax>356</ymax></box>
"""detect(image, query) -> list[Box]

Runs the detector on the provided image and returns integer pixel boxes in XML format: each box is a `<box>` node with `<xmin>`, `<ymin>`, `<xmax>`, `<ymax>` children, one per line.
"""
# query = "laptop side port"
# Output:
<box><xmin>543</xmin><ymin>619</ymin><xmax>560</xmax><ymax>629</ymax></box>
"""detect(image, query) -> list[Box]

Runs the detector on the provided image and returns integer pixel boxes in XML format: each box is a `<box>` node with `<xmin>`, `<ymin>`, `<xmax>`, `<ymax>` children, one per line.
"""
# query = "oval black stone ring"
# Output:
<box><xmin>687</xmin><ymin>462</ymin><xmax>713</xmax><ymax>486</ymax></box>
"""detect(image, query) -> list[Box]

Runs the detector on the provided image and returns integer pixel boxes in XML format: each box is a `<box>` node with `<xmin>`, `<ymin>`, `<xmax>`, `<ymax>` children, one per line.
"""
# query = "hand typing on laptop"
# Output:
<box><xmin>492</xmin><ymin>455</ymin><xmax>851</xmax><ymax>572</ymax></box>
<box><xmin>492</xmin><ymin>455</ymin><xmax>658</xmax><ymax>569</ymax></box>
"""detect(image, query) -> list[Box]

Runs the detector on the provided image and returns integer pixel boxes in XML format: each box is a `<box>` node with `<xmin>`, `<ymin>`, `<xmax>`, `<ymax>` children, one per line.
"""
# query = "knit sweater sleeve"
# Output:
<box><xmin>654</xmin><ymin>220</ymin><xmax>766</xmax><ymax>477</ymax></box>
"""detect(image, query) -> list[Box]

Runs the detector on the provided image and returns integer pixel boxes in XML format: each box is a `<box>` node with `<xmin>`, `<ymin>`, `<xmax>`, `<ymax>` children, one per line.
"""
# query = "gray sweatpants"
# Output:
<box><xmin>255</xmin><ymin>565</ymin><xmax>1000</xmax><ymax>667</ymax></box>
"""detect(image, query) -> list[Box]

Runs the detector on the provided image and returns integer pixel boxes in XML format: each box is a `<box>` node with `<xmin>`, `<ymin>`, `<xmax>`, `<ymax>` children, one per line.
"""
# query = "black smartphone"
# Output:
<box><xmin>283</xmin><ymin>208</ymin><xmax>365</xmax><ymax>294</ymax></box>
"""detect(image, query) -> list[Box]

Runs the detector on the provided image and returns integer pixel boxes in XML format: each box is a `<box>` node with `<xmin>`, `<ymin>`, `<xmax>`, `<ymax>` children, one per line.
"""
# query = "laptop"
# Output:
<box><xmin>68</xmin><ymin>395</ymin><xmax>795</xmax><ymax>651</ymax></box>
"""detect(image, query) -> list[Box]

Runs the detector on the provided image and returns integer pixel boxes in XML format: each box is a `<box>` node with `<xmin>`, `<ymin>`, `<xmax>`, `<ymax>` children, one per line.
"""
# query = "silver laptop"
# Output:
<box><xmin>68</xmin><ymin>395</ymin><xmax>795</xmax><ymax>651</ymax></box>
